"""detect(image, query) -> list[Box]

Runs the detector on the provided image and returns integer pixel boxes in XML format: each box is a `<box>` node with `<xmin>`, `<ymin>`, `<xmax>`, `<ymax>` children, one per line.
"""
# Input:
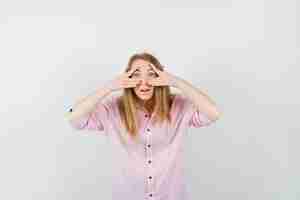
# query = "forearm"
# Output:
<box><xmin>64</xmin><ymin>85</ymin><xmax>112</xmax><ymax>121</ymax></box>
<box><xmin>172</xmin><ymin>76</ymin><xmax>221</xmax><ymax>120</ymax></box>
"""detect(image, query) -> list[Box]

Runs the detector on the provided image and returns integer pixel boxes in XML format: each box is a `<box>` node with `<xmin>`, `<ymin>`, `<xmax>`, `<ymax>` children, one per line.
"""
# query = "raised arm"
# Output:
<box><xmin>64</xmin><ymin>85</ymin><xmax>112</xmax><ymax>123</ymax></box>
<box><xmin>148</xmin><ymin>63</ymin><xmax>221</xmax><ymax>122</ymax></box>
<box><xmin>171</xmin><ymin>76</ymin><xmax>221</xmax><ymax>122</ymax></box>
<box><xmin>65</xmin><ymin>66</ymin><xmax>141</xmax><ymax>131</ymax></box>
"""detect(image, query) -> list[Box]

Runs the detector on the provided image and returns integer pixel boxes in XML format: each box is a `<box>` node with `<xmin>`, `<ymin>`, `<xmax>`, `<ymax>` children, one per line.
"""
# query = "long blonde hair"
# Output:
<box><xmin>117</xmin><ymin>52</ymin><xmax>175</xmax><ymax>140</ymax></box>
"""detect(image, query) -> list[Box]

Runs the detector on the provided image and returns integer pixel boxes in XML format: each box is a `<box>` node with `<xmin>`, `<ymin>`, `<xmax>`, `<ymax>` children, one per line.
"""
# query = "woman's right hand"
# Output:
<box><xmin>105</xmin><ymin>66</ymin><xmax>141</xmax><ymax>92</ymax></box>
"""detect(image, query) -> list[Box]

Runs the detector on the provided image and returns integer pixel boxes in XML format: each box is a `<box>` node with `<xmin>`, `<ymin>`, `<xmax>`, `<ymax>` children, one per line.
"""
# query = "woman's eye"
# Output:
<box><xmin>132</xmin><ymin>73</ymin><xmax>140</xmax><ymax>77</ymax></box>
<box><xmin>149</xmin><ymin>73</ymin><xmax>156</xmax><ymax>77</ymax></box>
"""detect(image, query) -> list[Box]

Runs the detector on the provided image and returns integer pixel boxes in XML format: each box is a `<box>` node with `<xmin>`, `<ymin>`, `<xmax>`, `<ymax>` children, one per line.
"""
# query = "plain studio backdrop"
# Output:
<box><xmin>0</xmin><ymin>0</ymin><xmax>298</xmax><ymax>199</ymax></box>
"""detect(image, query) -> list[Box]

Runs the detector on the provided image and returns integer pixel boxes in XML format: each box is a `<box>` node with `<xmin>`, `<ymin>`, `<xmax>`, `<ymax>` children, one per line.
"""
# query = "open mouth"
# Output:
<box><xmin>140</xmin><ymin>88</ymin><xmax>151</xmax><ymax>94</ymax></box>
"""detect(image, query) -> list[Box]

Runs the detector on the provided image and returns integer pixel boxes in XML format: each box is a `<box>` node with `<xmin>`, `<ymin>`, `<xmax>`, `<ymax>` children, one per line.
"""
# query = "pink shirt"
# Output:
<box><xmin>68</xmin><ymin>93</ymin><xmax>213</xmax><ymax>200</ymax></box>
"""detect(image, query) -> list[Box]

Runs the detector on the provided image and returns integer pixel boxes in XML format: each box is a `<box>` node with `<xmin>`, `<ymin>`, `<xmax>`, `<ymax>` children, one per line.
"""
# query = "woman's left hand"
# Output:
<box><xmin>148</xmin><ymin>63</ymin><xmax>177</xmax><ymax>87</ymax></box>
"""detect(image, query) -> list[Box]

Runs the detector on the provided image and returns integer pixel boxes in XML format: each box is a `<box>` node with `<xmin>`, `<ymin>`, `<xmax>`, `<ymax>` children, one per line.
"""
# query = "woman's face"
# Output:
<box><xmin>130</xmin><ymin>59</ymin><xmax>157</xmax><ymax>102</ymax></box>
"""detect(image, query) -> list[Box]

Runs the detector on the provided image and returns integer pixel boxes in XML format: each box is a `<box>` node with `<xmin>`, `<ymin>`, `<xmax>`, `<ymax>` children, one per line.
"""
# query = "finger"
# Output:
<box><xmin>123</xmin><ymin>83</ymin><xmax>139</xmax><ymax>88</ymax></box>
<box><xmin>121</xmin><ymin>74</ymin><xmax>139</xmax><ymax>83</ymax></box>
<box><xmin>148</xmin><ymin>80</ymin><xmax>159</xmax><ymax>86</ymax></box>
<box><xmin>126</xmin><ymin>65</ymin><xmax>140</xmax><ymax>77</ymax></box>
<box><xmin>149</xmin><ymin>63</ymin><xmax>161</xmax><ymax>75</ymax></box>
<box><xmin>122</xmin><ymin>79</ymin><xmax>140</xmax><ymax>84</ymax></box>
<box><xmin>149</xmin><ymin>80</ymin><xmax>166</xmax><ymax>86</ymax></box>
<box><xmin>123</xmin><ymin>78</ymin><xmax>141</xmax><ymax>83</ymax></box>
<box><xmin>149</xmin><ymin>80</ymin><xmax>160</xmax><ymax>84</ymax></box>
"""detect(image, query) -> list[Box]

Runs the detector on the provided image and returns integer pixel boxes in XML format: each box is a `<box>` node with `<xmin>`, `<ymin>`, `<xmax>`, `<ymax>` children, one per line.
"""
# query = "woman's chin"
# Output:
<box><xmin>137</xmin><ymin>93</ymin><xmax>153</xmax><ymax>100</ymax></box>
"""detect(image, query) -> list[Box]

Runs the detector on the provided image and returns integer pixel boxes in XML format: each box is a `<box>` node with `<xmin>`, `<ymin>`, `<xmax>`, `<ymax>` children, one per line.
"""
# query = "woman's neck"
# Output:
<box><xmin>137</xmin><ymin>98</ymin><xmax>154</xmax><ymax>114</ymax></box>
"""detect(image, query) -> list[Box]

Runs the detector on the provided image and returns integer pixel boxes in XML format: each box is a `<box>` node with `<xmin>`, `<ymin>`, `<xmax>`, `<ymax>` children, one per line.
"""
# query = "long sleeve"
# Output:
<box><xmin>67</xmin><ymin>96</ymin><xmax>114</xmax><ymax>135</ymax></box>
<box><xmin>179</xmin><ymin>94</ymin><xmax>213</xmax><ymax>128</ymax></box>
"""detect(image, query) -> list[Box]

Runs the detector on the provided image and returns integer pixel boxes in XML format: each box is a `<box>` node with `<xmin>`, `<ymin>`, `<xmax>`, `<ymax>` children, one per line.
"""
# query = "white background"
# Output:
<box><xmin>0</xmin><ymin>0</ymin><xmax>298</xmax><ymax>199</ymax></box>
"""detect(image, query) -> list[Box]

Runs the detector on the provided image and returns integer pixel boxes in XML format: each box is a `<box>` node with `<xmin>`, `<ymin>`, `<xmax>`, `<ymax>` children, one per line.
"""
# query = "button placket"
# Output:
<box><xmin>145</xmin><ymin>127</ymin><xmax>154</xmax><ymax>198</ymax></box>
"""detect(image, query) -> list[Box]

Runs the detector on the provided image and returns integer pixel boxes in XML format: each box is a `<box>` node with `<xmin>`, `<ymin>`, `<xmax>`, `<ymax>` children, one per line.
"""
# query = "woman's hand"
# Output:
<box><xmin>105</xmin><ymin>66</ymin><xmax>141</xmax><ymax>92</ymax></box>
<box><xmin>148</xmin><ymin>63</ymin><xmax>177</xmax><ymax>87</ymax></box>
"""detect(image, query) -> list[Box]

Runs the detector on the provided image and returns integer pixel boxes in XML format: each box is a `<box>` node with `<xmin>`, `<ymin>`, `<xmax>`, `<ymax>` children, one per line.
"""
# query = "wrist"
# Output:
<box><xmin>95</xmin><ymin>83</ymin><xmax>113</xmax><ymax>99</ymax></box>
<box><xmin>103</xmin><ymin>80</ymin><xmax>116</xmax><ymax>92</ymax></box>
<box><xmin>169</xmin><ymin>75</ymin><xmax>179</xmax><ymax>88</ymax></box>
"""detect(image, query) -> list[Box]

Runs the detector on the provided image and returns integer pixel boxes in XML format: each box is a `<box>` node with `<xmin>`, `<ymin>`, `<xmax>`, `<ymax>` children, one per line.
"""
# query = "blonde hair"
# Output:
<box><xmin>117</xmin><ymin>52</ymin><xmax>175</xmax><ymax>140</ymax></box>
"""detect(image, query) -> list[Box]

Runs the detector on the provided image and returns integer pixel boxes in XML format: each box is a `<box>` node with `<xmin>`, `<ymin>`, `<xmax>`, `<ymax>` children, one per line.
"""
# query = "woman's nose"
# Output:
<box><xmin>139</xmin><ymin>77</ymin><xmax>151</xmax><ymax>86</ymax></box>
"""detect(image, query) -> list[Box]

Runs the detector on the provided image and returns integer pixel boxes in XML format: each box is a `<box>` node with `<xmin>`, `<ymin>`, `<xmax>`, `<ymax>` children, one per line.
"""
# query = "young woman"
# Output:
<box><xmin>65</xmin><ymin>52</ymin><xmax>221</xmax><ymax>200</ymax></box>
